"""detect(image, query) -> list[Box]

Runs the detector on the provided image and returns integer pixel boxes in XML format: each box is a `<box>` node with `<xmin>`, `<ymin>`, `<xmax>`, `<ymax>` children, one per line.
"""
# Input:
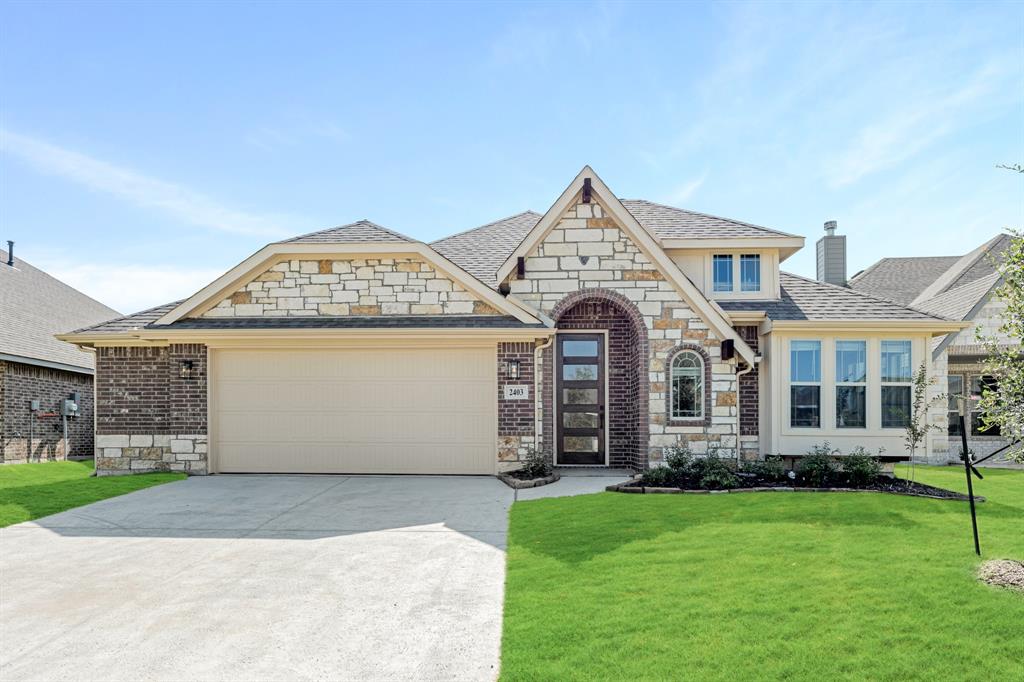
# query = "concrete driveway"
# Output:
<box><xmin>1</xmin><ymin>475</ymin><xmax>515</xmax><ymax>682</ymax></box>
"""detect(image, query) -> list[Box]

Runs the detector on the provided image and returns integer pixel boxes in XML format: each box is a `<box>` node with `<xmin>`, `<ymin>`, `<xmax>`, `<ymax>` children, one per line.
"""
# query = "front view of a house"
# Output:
<box><xmin>61</xmin><ymin>167</ymin><xmax>965</xmax><ymax>476</ymax></box>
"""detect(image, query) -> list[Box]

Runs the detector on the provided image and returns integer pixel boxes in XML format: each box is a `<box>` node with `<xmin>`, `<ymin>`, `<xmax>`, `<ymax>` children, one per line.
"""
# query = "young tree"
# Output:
<box><xmin>977</xmin><ymin>229</ymin><xmax>1024</xmax><ymax>462</ymax></box>
<box><xmin>903</xmin><ymin>362</ymin><xmax>943</xmax><ymax>468</ymax></box>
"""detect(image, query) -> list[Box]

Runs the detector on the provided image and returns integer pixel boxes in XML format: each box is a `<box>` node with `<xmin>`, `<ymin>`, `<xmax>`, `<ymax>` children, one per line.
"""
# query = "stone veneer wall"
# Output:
<box><xmin>0</xmin><ymin>359</ymin><xmax>96</xmax><ymax>462</ymax></box>
<box><xmin>497</xmin><ymin>342</ymin><xmax>537</xmax><ymax>469</ymax></box>
<box><xmin>94</xmin><ymin>344</ymin><xmax>208</xmax><ymax>475</ymax></box>
<box><xmin>510</xmin><ymin>194</ymin><xmax>739</xmax><ymax>467</ymax></box>
<box><xmin>204</xmin><ymin>257</ymin><xmax>500</xmax><ymax>317</ymax></box>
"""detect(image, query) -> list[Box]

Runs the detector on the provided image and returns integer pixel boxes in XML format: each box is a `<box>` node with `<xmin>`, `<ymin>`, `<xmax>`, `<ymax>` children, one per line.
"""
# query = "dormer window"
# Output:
<box><xmin>713</xmin><ymin>255</ymin><xmax>733</xmax><ymax>292</ymax></box>
<box><xmin>740</xmin><ymin>254</ymin><xmax>761</xmax><ymax>292</ymax></box>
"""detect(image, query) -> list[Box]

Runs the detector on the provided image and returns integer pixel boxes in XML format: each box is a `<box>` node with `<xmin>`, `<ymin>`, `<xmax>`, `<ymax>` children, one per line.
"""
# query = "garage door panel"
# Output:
<box><xmin>213</xmin><ymin>348</ymin><xmax>496</xmax><ymax>474</ymax></box>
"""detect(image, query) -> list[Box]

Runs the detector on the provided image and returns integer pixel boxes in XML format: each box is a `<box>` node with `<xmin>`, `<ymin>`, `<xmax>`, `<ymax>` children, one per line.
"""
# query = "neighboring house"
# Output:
<box><xmin>851</xmin><ymin>233</ymin><xmax>1018</xmax><ymax>463</ymax></box>
<box><xmin>1</xmin><ymin>243</ymin><xmax>120</xmax><ymax>462</ymax></box>
<box><xmin>59</xmin><ymin>167</ymin><xmax>964</xmax><ymax>476</ymax></box>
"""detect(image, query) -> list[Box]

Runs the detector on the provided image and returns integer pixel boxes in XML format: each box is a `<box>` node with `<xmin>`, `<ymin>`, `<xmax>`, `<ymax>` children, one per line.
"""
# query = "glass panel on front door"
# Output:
<box><xmin>556</xmin><ymin>334</ymin><xmax>605</xmax><ymax>465</ymax></box>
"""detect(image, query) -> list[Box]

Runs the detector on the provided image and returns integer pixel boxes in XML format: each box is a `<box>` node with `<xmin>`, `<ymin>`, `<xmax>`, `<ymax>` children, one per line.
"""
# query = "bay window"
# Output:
<box><xmin>880</xmin><ymin>340</ymin><xmax>912</xmax><ymax>428</ymax></box>
<box><xmin>835</xmin><ymin>340</ymin><xmax>866</xmax><ymax>428</ymax></box>
<box><xmin>790</xmin><ymin>340</ymin><xmax>821</xmax><ymax>427</ymax></box>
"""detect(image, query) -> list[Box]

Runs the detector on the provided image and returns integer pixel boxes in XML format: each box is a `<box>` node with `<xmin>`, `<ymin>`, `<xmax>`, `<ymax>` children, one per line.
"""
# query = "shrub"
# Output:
<box><xmin>796</xmin><ymin>443</ymin><xmax>839</xmax><ymax>486</ymax></box>
<box><xmin>843</xmin><ymin>447</ymin><xmax>883</xmax><ymax>487</ymax></box>
<box><xmin>741</xmin><ymin>456</ymin><xmax>787</xmax><ymax>482</ymax></box>
<box><xmin>693</xmin><ymin>453</ymin><xmax>738</xmax><ymax>490</ymax></box>
<box><xmin>642</xmin><ymin>465</ymin><xmax>675</xmax><ymax>487</ymax></box>
<box><xmin>519</xmin><ymin>447</ymin><xmax>552</xmax><ymax>478</ymax></box>
<box><xmin>664</xmin><ymin>445</ymin><xmax>694</xmax><ymax>475</ymax></box>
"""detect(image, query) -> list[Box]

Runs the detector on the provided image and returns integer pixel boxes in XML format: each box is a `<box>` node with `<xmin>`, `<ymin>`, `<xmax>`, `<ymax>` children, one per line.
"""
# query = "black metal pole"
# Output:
<box><xmin>959</xmin><ymin>414</ymin><xmax>980</xmax><ymax>556</ymax></box>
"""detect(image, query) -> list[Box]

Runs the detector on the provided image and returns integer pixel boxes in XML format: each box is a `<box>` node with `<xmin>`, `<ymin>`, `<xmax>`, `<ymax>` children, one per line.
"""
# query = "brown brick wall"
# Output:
<box><xmin>1</xmin><ymin>360</ymin><xmax>95</xmax><ymax>461</ymax></box>
<box><xmin>497</xmin><ymin>342</ymin><xmax>534</xmax><ymax>437</ymax></box>
<box><xmin>735</xmin><ymin>325</ymin><xmax>759</xmax><ymax>437</ymax></box>
<box><xmin>96</xmin><ymin>345</ymin><xmax>207</xmax><ymax>435</ymax></box>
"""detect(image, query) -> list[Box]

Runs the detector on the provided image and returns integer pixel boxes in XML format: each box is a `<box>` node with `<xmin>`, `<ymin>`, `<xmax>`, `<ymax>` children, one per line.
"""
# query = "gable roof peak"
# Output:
<box><xmin>282</xmin><ymin>219</ymin><xmax>414</xmax><ymax>244</ymax></box>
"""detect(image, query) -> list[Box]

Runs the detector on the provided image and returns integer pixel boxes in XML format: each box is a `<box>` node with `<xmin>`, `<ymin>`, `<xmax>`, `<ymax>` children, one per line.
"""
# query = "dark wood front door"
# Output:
<box><xmin>556</xmin><ymin>334</ymin><xmax>605</xmax><ymax>465</ymax></box>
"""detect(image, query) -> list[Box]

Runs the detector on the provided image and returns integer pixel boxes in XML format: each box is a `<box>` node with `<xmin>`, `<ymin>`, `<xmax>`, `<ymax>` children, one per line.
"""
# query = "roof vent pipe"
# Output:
<box><xmin>5</xmin><ymin>241</ymin><xmax>12</xmax><ymax>266</ymax></box>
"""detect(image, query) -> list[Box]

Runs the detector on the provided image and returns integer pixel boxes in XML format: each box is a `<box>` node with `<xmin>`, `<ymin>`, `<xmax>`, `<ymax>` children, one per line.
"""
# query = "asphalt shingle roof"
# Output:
<box><xmin>431</xmin><ymin>211</ymin><xmax>541</xmax><ymax>287</ymax></box>
<box><xmin>621</xmin><ymin>199</ymin><xmax>800</xmax><ymax>239</ymax></box>
<box><xmin>1</xmin><ymin>249</ymin><xmax>121</xmax><ymax>370</ymax></box>
<box><xmin>914</xmin><ymin>272</ymin><xmax>1002</xmax><ymax>322</ymax></box>
<box><xmin>717</xmin><ymin>272</ymin><xmax>947</xmax><ymax>321</ymax></box>
<box><xmin>848</xmin><ymin>256</ymin><xmax>961</xmax><ymax>305</ymax></box>
<box><xmin>158</xmin><ymin>316</ymin><xmax>543</xmax><ymax>330</ymax></box>
<box><xmin>283</xmin><ymin>220</ymin><xmax>412</xmax><ymax>244</ymax></box>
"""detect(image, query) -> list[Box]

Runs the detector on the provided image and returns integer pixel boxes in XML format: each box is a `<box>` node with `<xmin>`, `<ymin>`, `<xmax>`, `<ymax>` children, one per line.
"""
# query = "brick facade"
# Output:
<box><xmin>0</xmin><ymin>359</ymin><xmax>95</xmax><ymax>462</ymax></box>
<box><xmin>93</xmin><ymin>344</ymin><xmax>207</xmax><ymax>475</ymax></box>
<box><xmin>497</xmin><ymin>342</ymin><xmax>536</xmax><ymax>466</ymax></box>
<box><xmin>734</xmin><ymin>325</ymin><xmax>760</xmax><ymax>461</ymax></box>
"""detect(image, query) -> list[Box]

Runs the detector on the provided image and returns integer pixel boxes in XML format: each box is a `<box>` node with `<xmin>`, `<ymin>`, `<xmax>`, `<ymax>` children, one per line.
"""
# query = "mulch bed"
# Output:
<box><xmin>498</xmin><ymin>471</ymin><xmax>561</xmax><ymax>489</ymax></box>
<box><xmin>978</xmin><ymin>559</ymin><xmax>1024</xmax><ymax>592</ymax></box>
<box><xmin>607</xmin><ymin>475</ymin><xmax>983</xmax><ymax>501</ymax></box>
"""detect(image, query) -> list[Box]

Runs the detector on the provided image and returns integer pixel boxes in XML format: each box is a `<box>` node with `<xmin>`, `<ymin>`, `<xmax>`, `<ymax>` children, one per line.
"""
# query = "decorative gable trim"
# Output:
<box><xmin>496</xmin><ymin>165</ymin><xmax>757</xmax><ymax>363</ymax></box>
<box><xmin>155</xmin><ymin>241</ymin><xmax>543</xmax><ymax>326</ymax></box>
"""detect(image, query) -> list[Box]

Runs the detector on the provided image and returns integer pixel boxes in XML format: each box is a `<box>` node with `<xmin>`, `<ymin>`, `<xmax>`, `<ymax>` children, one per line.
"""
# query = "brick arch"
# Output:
<box><xmin>547</xmin><ymin>288</ymin><xmax>650</xmax><ymax>470</ymax></box>
<box><xmin>664</xmin><ymin>343</ymin><xmax>713</xmax><ymax>428</ymax></box>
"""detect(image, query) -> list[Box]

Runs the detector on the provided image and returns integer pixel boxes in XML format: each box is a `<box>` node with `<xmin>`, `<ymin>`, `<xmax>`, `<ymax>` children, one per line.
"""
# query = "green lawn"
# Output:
<box><xmin>0</xmin><ymin>459</ymin><xmax>185</xmax><ymax>528</ymax></box>
<box><xmin>502</xmin><ymin>466</ymin><xmax>1024</xmax><ymax>681</ymax></box>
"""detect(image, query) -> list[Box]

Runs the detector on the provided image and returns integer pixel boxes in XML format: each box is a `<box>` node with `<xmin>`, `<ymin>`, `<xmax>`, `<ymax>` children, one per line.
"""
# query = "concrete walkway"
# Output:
<box><xmin>0</xmin><ymin>470</ymin><xmax>629</xmax><ymax>682</ymax></box>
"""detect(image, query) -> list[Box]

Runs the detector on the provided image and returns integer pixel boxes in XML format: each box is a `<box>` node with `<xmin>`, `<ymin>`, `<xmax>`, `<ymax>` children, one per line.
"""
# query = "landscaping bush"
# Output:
<box><xmin>642</xmin><ymin>465</ymin><xmax>675</xmax><ymax>487</ymax></box>
<box><xmin>518</xmin><ymin>447</ymin><xmax>553</xmax><ymax>478</ymax></box>
<box><xmin>843</xmin><ymin>447</ymin><xmax>884</xmax><ymax>487</ymax></box>
<box><xmin>664</xmin><ymin>445</ymin><xmax>694</xmax><ymax>476</ymax></box>
<box><xmin>692</xmin><ymin>453</ymin><xmax>738</xmax><ymax>490</ymax></box>
<box><xmin>796</xmin><ymin>443</ymin><xmax>839</xmax><ymax>486</ymax></box>
<box><xmin>741</xmin><ymin>456</ymin><xmax>787</xmax><ymax>482</ymax></box>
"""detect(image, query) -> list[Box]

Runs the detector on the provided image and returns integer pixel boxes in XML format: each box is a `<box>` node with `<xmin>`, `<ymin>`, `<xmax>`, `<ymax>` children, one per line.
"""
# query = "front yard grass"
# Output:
<box><xmin>0</xmin><ymin>459</ymin><xmax>185</xmax><ymax>528</ymax></box>
<box><xmin>502</xmin><ymin>465</ymin><xmax>1023</xmax><ymax>680</ymax></box>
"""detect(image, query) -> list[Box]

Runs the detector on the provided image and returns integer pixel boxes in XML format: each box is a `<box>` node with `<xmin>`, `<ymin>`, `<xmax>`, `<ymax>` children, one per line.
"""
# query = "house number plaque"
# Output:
<box><xmin>504</xmin><ymin>385</ymin><xmax>529</xmax><ymax>400</ymax></box>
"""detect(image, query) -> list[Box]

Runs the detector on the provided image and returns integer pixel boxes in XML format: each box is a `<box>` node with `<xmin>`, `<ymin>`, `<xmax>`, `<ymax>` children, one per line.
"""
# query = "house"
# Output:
<box><xmin>58</xmin><ymin>167</ymin><xmax>965</xmax><ymax>476</ymax></box>
<box><xmin>850</xmin><ymin>233</ymin><xmax>1018</xmax><ymax>464</ymax></box>
<box><xmin>1</xmin><ymin>243</ymin><xmax>120</xmax><ymax>462</ymax></box>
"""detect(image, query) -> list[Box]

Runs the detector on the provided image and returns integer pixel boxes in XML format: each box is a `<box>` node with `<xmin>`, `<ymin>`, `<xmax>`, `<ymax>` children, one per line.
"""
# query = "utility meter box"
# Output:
<box><xmin>61</xmin><ymin>399</ymin><xmax>79</xmax><ymax>417</ymax></box>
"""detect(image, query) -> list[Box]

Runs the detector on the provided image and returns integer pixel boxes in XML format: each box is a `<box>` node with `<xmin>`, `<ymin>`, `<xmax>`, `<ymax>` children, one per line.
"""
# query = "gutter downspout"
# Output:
<box><xmin>535</xmin><ymin>336</ymin><xmax>555</xmax><ymax>458</ymax></box>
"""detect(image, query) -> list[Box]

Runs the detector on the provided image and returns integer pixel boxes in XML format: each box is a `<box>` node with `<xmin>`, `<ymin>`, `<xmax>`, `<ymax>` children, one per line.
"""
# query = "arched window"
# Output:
<box><xmin>671</xmin><ymin>350</ymin><xmax>704</xmax><ymax>419</ymax></box>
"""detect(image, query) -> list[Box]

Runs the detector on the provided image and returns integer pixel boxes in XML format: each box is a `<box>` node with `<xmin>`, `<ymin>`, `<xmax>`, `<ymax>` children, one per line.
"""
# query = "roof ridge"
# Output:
<box><xmin>431</xmin><ymin>210</ymin><xmax>541</xmax><ymax>245</ymax></box>
<box><xmin>621</xmin><ymin>199</ymin><xmax>801</xmax><ymax>238</ymax></box>
<box><xmin>283</xmin><ymin>219</ymin><xmax>415</xmax><ymax>244</ymax></box>
<box><xmin>780</xmin><ymin>271</ymin><xmax>949</xmax><ymax>321</ymax></box>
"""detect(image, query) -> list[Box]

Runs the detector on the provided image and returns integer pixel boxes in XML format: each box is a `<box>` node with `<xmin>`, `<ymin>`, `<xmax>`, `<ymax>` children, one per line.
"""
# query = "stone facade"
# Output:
<box><xmin>509</xmin><ymin>195</ymin><xmax>740</xmax><ymax>468</ymax></box>
<box><xmin>95</xmin><ymin>434</ymin><xmax>207</xmax><ymax>475</ymax></box>
<box><xmin>204</xmin><ymin>257</ymin><xmax>499</xmax><ymax>317</ymax></box>
<box><xmin>93</xmin><ymin>344</ymin><xmax>207</xmax><ymax>475</ymax></box>
<box><xmin>0</xmin><ymin>359</ymin><xmax>95</xmax><ymax>462</ymax></box>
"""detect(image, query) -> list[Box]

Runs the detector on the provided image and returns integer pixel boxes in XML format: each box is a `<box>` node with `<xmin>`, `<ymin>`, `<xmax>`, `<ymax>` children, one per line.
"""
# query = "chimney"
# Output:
<box><xmin>5</xmin><ymin>241</ymin><xmax>12</xmax><ymax>267</ymax></box>
<box><xmin>816</xmin><ymin>221</ymin><xmax>846</xmax><ymax>286</ymax></box>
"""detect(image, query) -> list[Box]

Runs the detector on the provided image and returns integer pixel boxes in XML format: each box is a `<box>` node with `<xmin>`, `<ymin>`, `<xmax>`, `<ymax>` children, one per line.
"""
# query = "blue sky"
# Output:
<box><xmin>1</xmin><ymin>1</ymin><xmax>1021</xmax><ymax>313</ymax></box>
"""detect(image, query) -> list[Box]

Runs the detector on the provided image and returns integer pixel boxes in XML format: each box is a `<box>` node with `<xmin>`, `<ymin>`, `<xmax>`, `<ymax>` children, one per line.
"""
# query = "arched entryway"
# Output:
<box><xmin>546</xmin><ymin>289</ymin><xmax>649</xmax><ymax>470</ymax></box>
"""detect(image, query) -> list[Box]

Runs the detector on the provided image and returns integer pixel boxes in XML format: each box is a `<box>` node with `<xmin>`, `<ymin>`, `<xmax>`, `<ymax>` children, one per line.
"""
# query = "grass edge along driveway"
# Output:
<box><xmin>501</xmin><ymin>466</ymin><xmax>1023</xmax><ymax>681</ymax></box>
<box><xmin>0</xmin><ymin>459</ymin><xmax>185</xmax><ymax>527</ymax></box>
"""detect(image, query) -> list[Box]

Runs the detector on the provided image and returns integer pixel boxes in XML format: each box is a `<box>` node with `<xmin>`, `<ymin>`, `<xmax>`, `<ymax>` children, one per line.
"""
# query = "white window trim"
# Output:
<box><xmin>835</xmin><ymin>340</ymin><xmax>867</xmax><ymax>429</ymax></box>
<box><xmin>789</xmin><ymin>339</ymin><xmax>822</xmax><ymax>429</ymax></box>
<box><xmin>880</xmin><ymin>340</ymin><xmax>913</xmax><ymax>430</ymax></box>
<box><xmin>708</xmin><ymin>250</ymin><xmax>765</xmax><ymax>298</ymax></box>
<box><xmin>670</xmin><ymin>350</ymin><xmax>705</xmax><ymax>420</ymax></box>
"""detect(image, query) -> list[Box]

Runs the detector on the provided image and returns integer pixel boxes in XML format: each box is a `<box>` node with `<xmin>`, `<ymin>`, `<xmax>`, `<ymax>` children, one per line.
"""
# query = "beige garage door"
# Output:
<box><xmin>212</xmin><ymin>347</ymin><xmax>496</xmax><ymax>474</ymax></box>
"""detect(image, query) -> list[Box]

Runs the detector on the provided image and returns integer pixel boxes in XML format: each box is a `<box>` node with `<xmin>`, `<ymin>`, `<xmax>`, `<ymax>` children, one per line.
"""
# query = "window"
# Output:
<box><xmin>835</xmin><ymin>340</ymin><xmax>866</xmax><ymax>428</ymax></box>
<box><xmin>713</xmin><ymin>255</ymin><xmax>733</xmax><ymax>292</ymax></box>
<box><xmin>790</xmin><ymin>340</ymin><xmax>821</xmax><ymax>427</ymax></box>
<box><xmin>881</xmin><ymin>340</ymin><xmax>912</xmax><ymax>428</ymax></box>
<box><xmin>740</xmin><ymin>254</ymin><xmax>761</xmax><ymax>292</ymax></box>
<box><xmin>947</xmin><ymin>374</ymin><xmax>964</xmax><ymax>437</ymax></box>
<box><xmin>671</xmin><ymin>350</ymin><xmax>704</xmax><ymax>419</ymax></box>
<box><xmin>970</xmin><ymin>375</ymin><xmax>1001</xmax><ymax>436</ymax></box>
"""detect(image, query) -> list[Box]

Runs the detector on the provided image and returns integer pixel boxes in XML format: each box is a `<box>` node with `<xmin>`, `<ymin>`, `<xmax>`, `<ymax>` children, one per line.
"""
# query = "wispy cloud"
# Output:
<box><xmin>488</xmin><ymin>2</ymin><xmax>624</xmax><ymax>67</ymax></box>
<box><xmin>666</xmin><ymin>172</ymin><xmax>707</xmax><ymax>204</ymax></box>
<box><xmin>0</xmin><ymin>128</ymin><xmax>290</xmax><ymax>237</ymax></box>
<box><xmin>244</xmin><ymin>120</ymin><xmax>349</xmax><ymax>151</ymax></box>
<box><xmin>38</xmin><ymin>260</ymin><xmax>224</xmax><ymax>314</ymax></box>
